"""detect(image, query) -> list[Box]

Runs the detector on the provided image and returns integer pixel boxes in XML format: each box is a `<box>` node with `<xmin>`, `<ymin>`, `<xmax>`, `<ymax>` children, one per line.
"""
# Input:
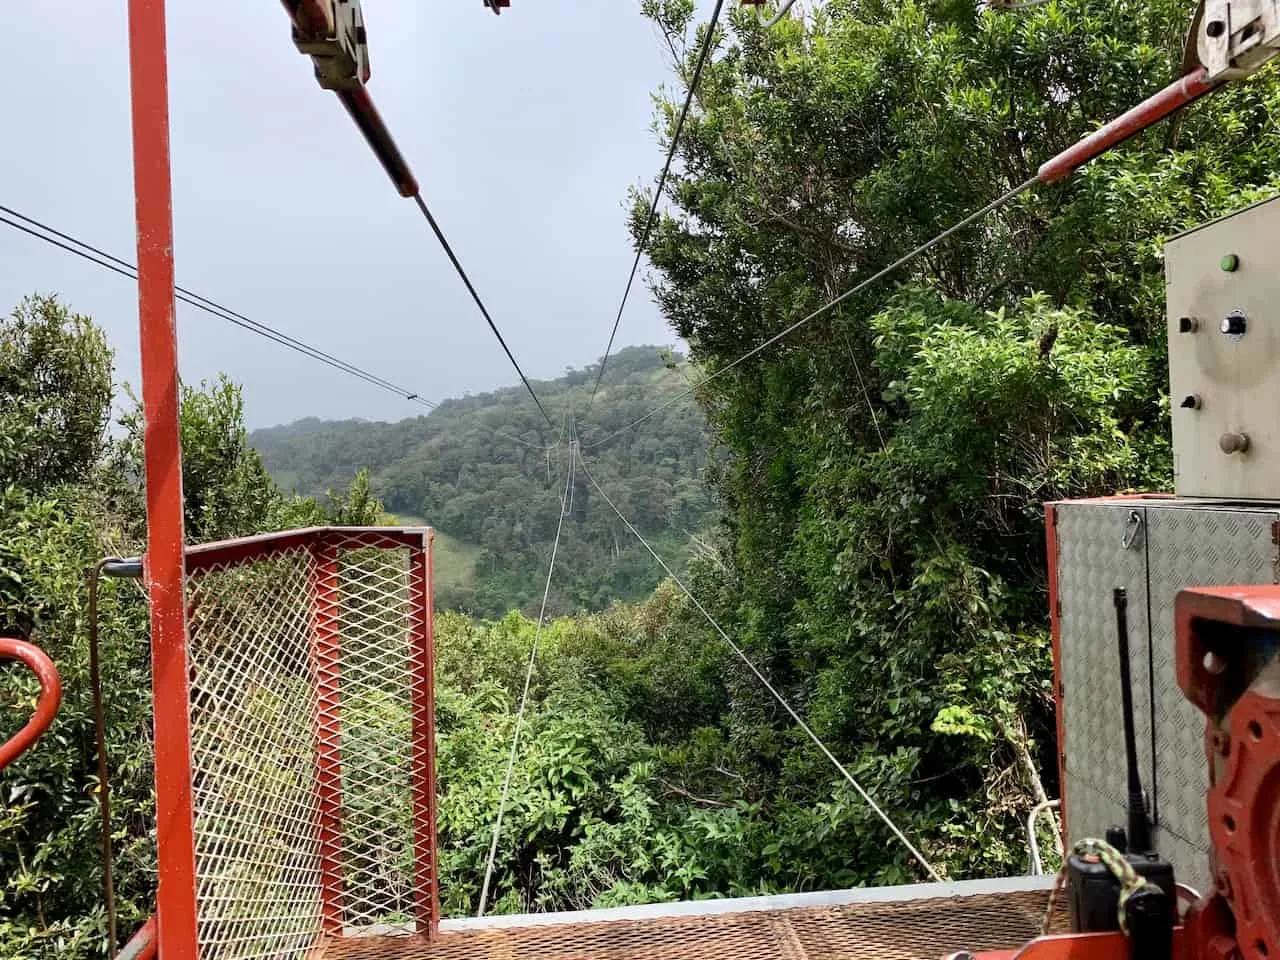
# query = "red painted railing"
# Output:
<box><xmin>0</xmin><ymin>637</ymin><xmax>62</xmax><ymax>772</ymax></box>
<box><xmin>153</xmin><ymin>527</ymin><xmax>438</xmax><ymax>958</ymax></box>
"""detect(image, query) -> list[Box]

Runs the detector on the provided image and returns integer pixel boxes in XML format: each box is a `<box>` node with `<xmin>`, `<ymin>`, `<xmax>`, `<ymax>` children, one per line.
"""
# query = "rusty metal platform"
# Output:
<box><xmin>323</xmin><ymin>878</ymin><xmax>1062</xmax><ymax>960</ymax></box>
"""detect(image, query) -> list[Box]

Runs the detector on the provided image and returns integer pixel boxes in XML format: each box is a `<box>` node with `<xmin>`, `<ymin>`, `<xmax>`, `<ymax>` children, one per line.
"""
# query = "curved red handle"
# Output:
<box><xmin>0</xmin><ymin>637</ymin><xmax>62</xmax><ymax>772</ymax></box>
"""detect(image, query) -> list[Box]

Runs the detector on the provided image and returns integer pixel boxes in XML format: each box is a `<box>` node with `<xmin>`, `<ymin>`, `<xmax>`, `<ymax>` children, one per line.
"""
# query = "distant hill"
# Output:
<box><xmin>251</xmin><ymin>347</ymin><xmax>716</xmax><ymax>616</ymax></box>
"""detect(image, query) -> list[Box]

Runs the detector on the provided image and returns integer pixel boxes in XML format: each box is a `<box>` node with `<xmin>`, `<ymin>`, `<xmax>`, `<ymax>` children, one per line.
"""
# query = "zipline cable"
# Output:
<box><xmin>574</xmin><ymin>444</ymin><xmax>945</xmax><ymax>882</ymax></box>
<box><xmin>0</xmin><ymin>206</ymin><xmax>547</xmax><ymax>450</ymax></box>
<box><xmin>477</xmin><ymin>443</ymin><xmax>577</xmax><ymax>916</ymax></box>
<box><xmin>412</xmin><ymin>194</ymin><xmax>556</xmax><ymax>428</ymax></box>
<box><xmin>582</xmin><ymin>176</ymin><xmax>1038</xmax><ymax>449</ymax></box>
<box><xmin>589</xmin><ymin>0</ymin><xmax>728</xmax><ymax>405</ymax></box>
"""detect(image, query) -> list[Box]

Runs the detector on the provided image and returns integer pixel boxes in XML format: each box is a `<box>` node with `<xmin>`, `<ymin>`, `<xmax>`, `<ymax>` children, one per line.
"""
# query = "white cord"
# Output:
<box><xmin>574</xmin><ymin>446</ymin><xmax>946</xmax><ymax>883</ymax></box>
<box><xmin>476</xmin><ymin>445</ymin><xmax>577</xmax><ymax>916</ymax></box>
<box><xmin>758</xmin><ymin>0</ymin><xmax>800</xmax><ymax>29</ymax></box>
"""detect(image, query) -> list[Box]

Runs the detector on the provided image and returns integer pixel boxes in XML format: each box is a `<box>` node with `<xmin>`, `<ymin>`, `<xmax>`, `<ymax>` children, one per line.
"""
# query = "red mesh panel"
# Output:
<box><xmin>179</xmin><ymin>529</ymin><xmax>436</xmax><ymax>959</ymax></box>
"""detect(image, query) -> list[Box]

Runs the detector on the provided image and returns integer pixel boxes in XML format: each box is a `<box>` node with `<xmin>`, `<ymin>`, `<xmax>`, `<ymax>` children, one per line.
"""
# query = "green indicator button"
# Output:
<box><xmin>1221</xmin><ymin>253</ymin><xmax>1240</xmax><ymax>272</ymax></box>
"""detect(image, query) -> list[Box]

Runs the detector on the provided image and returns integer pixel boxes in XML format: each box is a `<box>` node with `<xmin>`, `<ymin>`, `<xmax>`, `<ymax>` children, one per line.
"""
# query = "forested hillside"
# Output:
<box><xmin>251</xmin><ymin>347</ymin><xmax>715</xmax><ymax>615</ymax></box>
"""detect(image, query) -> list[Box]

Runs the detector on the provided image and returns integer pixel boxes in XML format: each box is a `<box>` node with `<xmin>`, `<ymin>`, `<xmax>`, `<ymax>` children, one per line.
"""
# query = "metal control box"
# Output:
<box><xmin>1048</xmin><ymin>496</ymin><xmax>1280</xmax><ymax>893</ymax></box>
<box><xmin>1167</xmin><ymin>195</ymin><xmax>1280</xmax><ymax>499</ymax></box>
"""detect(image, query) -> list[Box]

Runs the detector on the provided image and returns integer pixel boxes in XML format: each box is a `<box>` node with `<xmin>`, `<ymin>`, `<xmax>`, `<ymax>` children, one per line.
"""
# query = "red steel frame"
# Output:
<box><xmin>409</xmin><ymin>530</ymin><xmax>442</xmax><ymax>931</ymax></box>
<box><xmin>125</xmin><ymin>17</ymin><xmax>442</xmax><ymax>945</ymax></box>
<box><xmin>153</xmin><ymin>526</ymin><xmax>439</xmax><ymax>948</ymax></box>
<box><xmin>127</xmin><ymin>0</ymin><xmax>199</xmax><ymax>956</ymax></box>
<box><xmin>311</xmin><ymin>540</ymin><xmax>346</xmax><ymax>937</ymax></box>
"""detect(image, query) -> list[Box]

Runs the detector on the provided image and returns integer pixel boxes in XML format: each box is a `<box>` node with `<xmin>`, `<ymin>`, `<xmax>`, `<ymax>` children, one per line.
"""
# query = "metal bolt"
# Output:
<box><xmin>1204</xmin><ymin>650</ymin><xmax>1228</xmax><ymax>675</ymax></box>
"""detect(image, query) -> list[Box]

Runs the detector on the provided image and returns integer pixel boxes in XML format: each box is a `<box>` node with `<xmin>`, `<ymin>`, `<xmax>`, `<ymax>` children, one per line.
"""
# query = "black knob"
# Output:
<box><xmin>1178</xmin><ymin>316</ymin><xmax>1198</xmax><ymax>334</ymax></box>
<box><xmin>1220</xmin><ymin>311</ymin><xmax>1247</xmax><ymax>336</ymax></box>
<box><xmin>1106</xmin><ymin>824</ymin><xmax>1129</xmax><ymax>853</ymax></box>
<box><xmin>1180</xmin><ymin>394</ymin><xmax>1201</xmax><ymax>410</ymax></box>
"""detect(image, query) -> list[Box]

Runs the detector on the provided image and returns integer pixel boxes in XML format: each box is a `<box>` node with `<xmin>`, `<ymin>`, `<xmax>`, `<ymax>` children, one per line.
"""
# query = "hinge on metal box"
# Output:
<box><xmin>1271</xmin><ymin>518</ymin><xmax>1280</xmax><ymax>583</ymax></box>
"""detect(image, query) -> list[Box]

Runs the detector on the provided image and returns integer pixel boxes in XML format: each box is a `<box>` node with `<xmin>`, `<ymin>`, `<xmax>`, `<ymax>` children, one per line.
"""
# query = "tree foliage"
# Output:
<box><xmin>0</xmin><ymin>296</ymin><xmax>112</xmax><ymax>492</ymax></box>
<box><xmin>0</xmin><ymin>297</ymin><xmax>393</xmax><ymax>956</ymax></box>
<box><xmin>625</xmin><ymin>0</ymin><xmax>1280</xmax><ymax>881</ymax></box>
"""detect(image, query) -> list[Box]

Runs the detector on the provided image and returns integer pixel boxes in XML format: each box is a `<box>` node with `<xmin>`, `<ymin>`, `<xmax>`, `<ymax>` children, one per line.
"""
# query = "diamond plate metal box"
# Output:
<box><xmin>1050</xmin><ymin>496</ymin><xmax>1280</xmax><ymax>893</ymax></box>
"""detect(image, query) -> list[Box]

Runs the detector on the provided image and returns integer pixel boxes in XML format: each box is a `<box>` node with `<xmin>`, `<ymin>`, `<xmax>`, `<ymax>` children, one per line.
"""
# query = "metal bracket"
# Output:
<box><xmin>1198</xmin><ymin>0</ymin><xmax>1280</xmax><ymax>83</ymax></box>
<box><xmin>293</xmin><ymin>0</ymin><xmax>370</xmax><ymax>91</ymax></box>
<box><xmin>1122</xmin><ymin>509</ymin><xmax>1145</xmax><ymax>551</ymax></box>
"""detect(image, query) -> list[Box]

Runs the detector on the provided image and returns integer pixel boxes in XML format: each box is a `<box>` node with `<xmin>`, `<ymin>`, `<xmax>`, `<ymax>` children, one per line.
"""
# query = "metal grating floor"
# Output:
<box><xmin>323</xmin><ymin>888</ymin><xmax>1060</xmax><ymax>960</ymax></box>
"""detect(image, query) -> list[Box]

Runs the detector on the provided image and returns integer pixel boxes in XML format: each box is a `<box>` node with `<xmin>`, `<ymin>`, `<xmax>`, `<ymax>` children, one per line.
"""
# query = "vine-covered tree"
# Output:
<box><xmin>629</xmin><ymin>0</ymin><xmax>1280</xmax><ymax>877</ymax></box>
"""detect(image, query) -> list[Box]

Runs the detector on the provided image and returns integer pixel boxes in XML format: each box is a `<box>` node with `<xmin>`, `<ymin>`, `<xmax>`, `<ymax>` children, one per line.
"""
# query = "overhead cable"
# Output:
<box><xmin>574</xmin><ymin>445</ymin><xmax>946</xmax><ymax>883</ymax></box>
<box><xmin>582</xmin><ymin>176</ymin><xmax>1038</xmax><ymax>449</ymax></box>
<box><xmin>412</xmin><ymin>194</ymin><xmax>556</xmax><ymax>428</ymax></box>
<box><xmin>589</xmin><ymin>0</ymin><xmax>728</xmax><ymax>404</ymax></box>
<box><xmin>477</xmin><ymin>442</ymin><xmax>577</xmax><ymax>916</ymax></box>
<box><xmin>0</xmin><ymin>205</ymin><xmax>545</xmax><ymax>450</ymax></box>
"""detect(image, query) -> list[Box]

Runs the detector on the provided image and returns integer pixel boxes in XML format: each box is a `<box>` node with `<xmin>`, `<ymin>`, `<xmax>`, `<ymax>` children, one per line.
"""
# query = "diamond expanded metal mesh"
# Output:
<box><xmin>324</xmin><ymin>888</ymin><xmax>1064</xmax><ymax>960</ymax></box>
<box><xmin>182</xmin><ymin>530</ymin><xmax>435</xmax><ymax>960</ymax></box>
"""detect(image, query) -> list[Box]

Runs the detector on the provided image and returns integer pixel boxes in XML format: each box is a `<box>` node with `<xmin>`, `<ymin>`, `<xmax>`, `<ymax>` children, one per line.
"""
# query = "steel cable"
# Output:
<box><xmin>412</xmin><ymin>194</ymin><xmax>556</xmax><ymax>428</ymax></box>
<box><xmin>0</xmin><ymin>206</ymin><xmax>546</xmax><ymax>450</ymax></box>
<box><xmin>477</xmin><ymin>443</ymin><xmax>577</xmax><ymax>916</ymax></box>
<box><xmin>581</xmin><ymin>176</ymin><xmax>1038</xmax><ymax>449</ymax></box>
<box><xmin>574</xmin><ymin>445</ymin><xmax>946</xmax><ymax>883</ymax></box>
<box><xmin>589</xmin><ymin>0</ymin><xmax>728</xmax><ymax>404</ymax></box>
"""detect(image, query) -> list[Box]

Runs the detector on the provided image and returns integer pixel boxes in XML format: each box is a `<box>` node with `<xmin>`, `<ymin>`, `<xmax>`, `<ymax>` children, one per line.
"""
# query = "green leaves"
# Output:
<box><xmin>0</xmin><ymin>296</ymin><xmax>112</xmax><ymax>491</ymax></box>
<box><xmin>631</xmin><ymin>0</ymin><xmax>1280</xmax><ymax>885</ymax></box>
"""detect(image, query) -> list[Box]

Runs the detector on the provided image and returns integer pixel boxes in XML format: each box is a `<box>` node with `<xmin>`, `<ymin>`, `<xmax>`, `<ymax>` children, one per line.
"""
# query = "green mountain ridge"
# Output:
<box><xmin>250</xmin><ymin>346</ymin><xmax>716</xmax><ymax>616</ymax></box>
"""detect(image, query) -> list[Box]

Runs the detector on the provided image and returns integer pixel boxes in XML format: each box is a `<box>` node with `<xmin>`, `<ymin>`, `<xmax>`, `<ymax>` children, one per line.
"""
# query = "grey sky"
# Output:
<box><xmin>2</xmin><ymin>2</ymin><xmax>696</xmax><ymax>428</ymax></box>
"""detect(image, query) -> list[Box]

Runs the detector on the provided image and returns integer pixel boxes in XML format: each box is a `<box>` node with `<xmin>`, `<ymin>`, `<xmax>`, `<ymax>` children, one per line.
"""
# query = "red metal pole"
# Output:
<box><xmin>311</xmin><ymin>540</ymin><xmax>346</xmax><ymax>938</ymax></box>
<box><xmin>1037</xmin><ymin>69</ymin><xmax>1215</xmax><ymax>184</ymax></box>
<box><xmin>0</xmin><ymin>638</ymin><xmax>62</xmax><ymax>772</ymax></box>
<box><xmin>408</xmin><ymin>533</ymin><xmax>440</xmax><ymax>935</ymax></box>
<box><xmin>126</xmin><ymin>1</ymin><xmax>199</xmax><ymax>957</ymax></box>
<box><xmin>118</xmin><ymin>916</ymin><xmax>159</xmax><ymax>960</ymax></box>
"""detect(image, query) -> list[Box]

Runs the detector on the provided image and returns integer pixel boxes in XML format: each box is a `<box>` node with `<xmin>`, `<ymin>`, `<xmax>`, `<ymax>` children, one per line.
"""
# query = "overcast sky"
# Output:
<box><xmin>2</xmin><ymin>2</ymin><xmax>698</xmax><ymax>428</ymax></box>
